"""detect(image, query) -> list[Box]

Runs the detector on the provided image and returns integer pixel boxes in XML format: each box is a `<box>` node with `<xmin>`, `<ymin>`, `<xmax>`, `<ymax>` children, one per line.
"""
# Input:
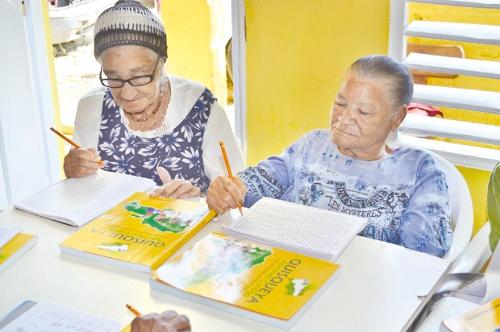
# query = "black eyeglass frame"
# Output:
<box><xmin>99</xmin><ymin>56</ymin><xmax>163</xmax><ymax>88</ymax></box>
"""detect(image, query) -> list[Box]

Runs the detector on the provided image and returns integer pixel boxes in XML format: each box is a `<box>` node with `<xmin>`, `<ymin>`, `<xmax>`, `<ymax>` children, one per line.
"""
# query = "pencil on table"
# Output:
<box><xmin>219</xmin><ymin>141</ymin><xmax>243</xmax><ymax>216</ymax></box>
<box><xmin>49</xmin><ymin>127</ymin><xmax>104</xmax><ymax>165</ymax></box>
<box><xmin>126</xmin><ymin>304</ymin><xmax>142</xmax><ymax>317</ymax></box>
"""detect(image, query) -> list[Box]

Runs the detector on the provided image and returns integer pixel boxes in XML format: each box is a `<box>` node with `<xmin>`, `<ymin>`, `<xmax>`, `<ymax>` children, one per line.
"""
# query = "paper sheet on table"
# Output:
<box><xmin>0</xmin><ymin>302</ymin><xmax>120</xmax><ymax>332</ymax></box>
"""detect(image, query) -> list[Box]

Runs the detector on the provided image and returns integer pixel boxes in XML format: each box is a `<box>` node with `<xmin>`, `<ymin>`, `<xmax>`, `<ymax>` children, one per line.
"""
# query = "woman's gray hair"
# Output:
<box><xmin>347</xmin><ymin>55</ymin><xmax>413</xmax><ymax>107</ymax></box>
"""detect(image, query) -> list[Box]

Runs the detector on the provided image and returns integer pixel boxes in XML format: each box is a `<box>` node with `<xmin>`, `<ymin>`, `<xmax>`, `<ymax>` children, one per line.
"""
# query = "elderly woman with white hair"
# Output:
<box><xmin>63</xmin><ymin>0</ymin><xmax>243</xmax><ymax>198</ymax></box>
<box><xmin>207</xmin><ymin>55</ymin><xmax>452</xmax><ymax>257</ymax></box>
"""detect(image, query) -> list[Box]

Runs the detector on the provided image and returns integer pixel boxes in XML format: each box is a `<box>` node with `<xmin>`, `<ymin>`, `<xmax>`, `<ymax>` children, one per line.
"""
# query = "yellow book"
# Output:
<box><xmin>60</xmin><ymin>192</ymin><xmax>216</xmax><ymax>272</ymax></box>
<box><xmin>0</xmin><ymin>233</ymin><xmax>37</xmax><ymax>273</ymax></box>
<box><xmin>442</xmin><ymin>298</ymin><xmax>500</xmax><ymax>332</ymax></box>
<box><xmin>151</xmin><ymin>232</ymin><xmax>340</xmax><ymax>329</ymax></box>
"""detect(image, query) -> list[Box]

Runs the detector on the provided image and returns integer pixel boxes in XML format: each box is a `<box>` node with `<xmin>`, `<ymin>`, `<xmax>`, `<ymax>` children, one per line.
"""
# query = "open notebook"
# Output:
<box><xmin>0</xmin><ymin>301</ymin><xmax>120</xmax><ymax>332</ymax></box>
<box><xmin>14</xmin><ymin>170</ymin><xmax>156</xmax><ymax>227</ymax></box>
<box><xmin>222</xmin><ymin>197</ymin><xmax>367</xmax><ymax>260</ymax></box>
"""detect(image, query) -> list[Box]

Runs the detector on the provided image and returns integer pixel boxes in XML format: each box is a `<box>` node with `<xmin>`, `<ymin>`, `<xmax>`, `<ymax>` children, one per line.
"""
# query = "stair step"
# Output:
<box><xmin>412</xmin><ymin>84</ymin><xmax>500</xmax><ymax>114</ymax></box>
<box><xmin>407</xmin><ymin>0</ymin><xmax>500</xmax><ymax>9</ymax></box>
<box><xmin>404</xmin><ymin>53</ymin><xmax>500</xmax><ymax>79</ymax></box>
<box><xmin>405</xmin><ymin>21</ymin><xmax>500</xmax><ymax>45</ymax></box>
<box><xmin>400</xmin><ymin>113</ymin><xmax>500</xmax><ymax>145</ymax></box>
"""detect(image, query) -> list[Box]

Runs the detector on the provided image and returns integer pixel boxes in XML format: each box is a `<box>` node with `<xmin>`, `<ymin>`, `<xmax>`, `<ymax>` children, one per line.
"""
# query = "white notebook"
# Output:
<box><xmin>14</xmin><ymin>170</ymin><xmax>156</xmax><ymax>227</ymax></box>
<box><xmin>0</xmin><ymin>301</ymin><xmax>120</xmax><ymax>332</ymax></box>
<box><xmin>222</xmin><ymin>197</ymin><xmax>367</xmax><ymax>260</ymax></box>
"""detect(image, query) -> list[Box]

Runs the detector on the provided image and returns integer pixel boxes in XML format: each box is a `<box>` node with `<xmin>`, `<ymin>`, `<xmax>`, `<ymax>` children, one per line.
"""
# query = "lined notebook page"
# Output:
<box><xmin>223</xmin><ymin>198</ymin><xmax>367</xmax><ymax>260</ymax></box>
<box><xmin>14</xmin><ymin>170</ymin><xmax>155</xmax><ymax>227</ymax></box>
<box><xmin>1</xmin><ymin>302</ymin><xmax>120</xmax><ymax>332</ymax></box>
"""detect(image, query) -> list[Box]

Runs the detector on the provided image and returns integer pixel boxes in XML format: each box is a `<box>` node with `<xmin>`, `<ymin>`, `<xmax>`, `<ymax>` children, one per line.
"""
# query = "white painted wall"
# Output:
<box><xmin>0</xmin><ymin>0</ymin><xmax>61</xmax><ymax>208</ymax></box>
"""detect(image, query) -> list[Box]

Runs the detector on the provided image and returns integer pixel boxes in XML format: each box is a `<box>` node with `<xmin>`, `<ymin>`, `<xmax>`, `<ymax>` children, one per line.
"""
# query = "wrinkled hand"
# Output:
<box><xmin>152</xmin><ymin>167</ymin><xmax>201</xmax><ymax>199</ymax></box>
<box><xmin>63</xmin><ymin>148</ymin><xmax>103</xmax><ymax>178</ymax></box>
<box><xmin>130</xmin><ymin>310</ymin><xmax>191</xmax><ymax>332</ymax></box>
<box><xmin>206</xmin><ymin>175</ymin><xmax>247</xmax><ymax>214</ymax></box>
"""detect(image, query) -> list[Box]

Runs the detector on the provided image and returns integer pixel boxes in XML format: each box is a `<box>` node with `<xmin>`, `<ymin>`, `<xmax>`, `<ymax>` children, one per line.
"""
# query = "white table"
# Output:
<box><xmin>0</xmin><ymin>208</ymin><xmax>450</xmax><ymax>331</ymax></box>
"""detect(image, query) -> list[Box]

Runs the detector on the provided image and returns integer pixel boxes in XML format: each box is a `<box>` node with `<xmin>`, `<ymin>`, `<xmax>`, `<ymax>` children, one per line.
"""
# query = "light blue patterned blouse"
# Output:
<box><xmin>239</xmin><ymin>129</ymin><xmax>452</xmax><ymax>257</ymax></box>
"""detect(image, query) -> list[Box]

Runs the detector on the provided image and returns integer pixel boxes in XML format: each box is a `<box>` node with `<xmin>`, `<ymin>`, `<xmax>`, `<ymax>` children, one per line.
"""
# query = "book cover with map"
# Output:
<box><xmin>60</xmin><ymin>192</ymin><xmax>216</xmax><ymax>272</ymax></box>
<box><xmin>151</xmin><ymin>232</ymin><xmax>340</xmax><ymax>329</ymax></box>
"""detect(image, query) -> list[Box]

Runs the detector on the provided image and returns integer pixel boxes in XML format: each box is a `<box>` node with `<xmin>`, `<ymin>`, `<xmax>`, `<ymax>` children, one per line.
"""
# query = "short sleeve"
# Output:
<box><xmin>72</xmin><ymin>88</ymin><xmax>105</xmax><ymax>149</ymax></box>
<box><xmin>201</xmin><ymin>100</ymin><xmax>244</xmax><ymax>180</ymax></box>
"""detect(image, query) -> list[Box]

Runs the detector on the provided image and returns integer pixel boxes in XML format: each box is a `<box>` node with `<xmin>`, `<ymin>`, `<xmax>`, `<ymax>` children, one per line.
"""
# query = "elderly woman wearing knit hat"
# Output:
<box><xmin>63</xmin><ymin>0</ymin><xmax>243</xmax><ymax>198</ymax></box>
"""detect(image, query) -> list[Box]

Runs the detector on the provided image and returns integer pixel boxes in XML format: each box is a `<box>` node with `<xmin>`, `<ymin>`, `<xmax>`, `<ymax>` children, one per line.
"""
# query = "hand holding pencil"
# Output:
<box><xmin>50</xmin><ymin>127</ymin><xmax>104</xmax><ymax>178</ymax></box>
<box><xmin>206</xmin><ymin>141</ymin><xmax>247</xmax><ymax>215</ymax></box>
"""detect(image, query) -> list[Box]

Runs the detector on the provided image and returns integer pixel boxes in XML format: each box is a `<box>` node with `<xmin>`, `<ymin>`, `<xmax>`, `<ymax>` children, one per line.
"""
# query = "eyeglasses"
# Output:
<box><xmin>99</xmin><ymin>57</ymin><xmax>162</xmax><ymax>88</ymax></box>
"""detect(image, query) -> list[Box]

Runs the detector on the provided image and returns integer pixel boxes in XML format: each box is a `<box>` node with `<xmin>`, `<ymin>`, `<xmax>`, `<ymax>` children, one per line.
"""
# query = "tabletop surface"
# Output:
<box><xmin>0</xmin><ymin>208</ymin><xmax>450</xmax><ymax>332</ymax></box>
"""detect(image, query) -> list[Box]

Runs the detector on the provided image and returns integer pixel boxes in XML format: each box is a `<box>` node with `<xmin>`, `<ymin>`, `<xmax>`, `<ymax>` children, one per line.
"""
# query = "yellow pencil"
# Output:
<box><xmin>50</xmin><ymin>126</ymin><xmax>81</xmax><ymax>149</ymax></box>
<box><xmin>219</xmin><ymin>141</ymin><xmax>243</xmax><ymax>216</ymax></box>
<box><xmin>50</xmin><ymin>126</ymin><xmax>104</xmax><ymax>165</ymax></box>
<box><xmin>126</xmin><ymin>304</ymin><xmax>142</xmax><ymax>317</ymax></box>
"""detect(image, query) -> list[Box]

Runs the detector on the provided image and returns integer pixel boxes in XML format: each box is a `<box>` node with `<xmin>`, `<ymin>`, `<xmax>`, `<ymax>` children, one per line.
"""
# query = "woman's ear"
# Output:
<box><xmin>392</xmin><ymin>104</ymin><xmax>407</xmax><ymax>131</ymax></box>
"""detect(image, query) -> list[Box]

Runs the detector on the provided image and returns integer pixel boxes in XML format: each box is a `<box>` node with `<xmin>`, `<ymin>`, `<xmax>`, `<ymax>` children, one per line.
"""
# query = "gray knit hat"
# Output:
<box><xmin>93</xmin><ymin>0</ymin><xmax>167</xmax><ymax>59</ymax></box>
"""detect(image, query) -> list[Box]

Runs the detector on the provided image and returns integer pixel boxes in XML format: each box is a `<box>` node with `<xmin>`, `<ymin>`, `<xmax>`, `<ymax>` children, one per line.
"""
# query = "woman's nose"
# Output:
<box><xmin>119</xmin><ymin>83</ymin><xmax>138</xmax><ymax>100</ymax></box>
<box><xmin>338</xmin><ymin>107</ymin><xmax>356</xmax><ymax>123</ymax></box>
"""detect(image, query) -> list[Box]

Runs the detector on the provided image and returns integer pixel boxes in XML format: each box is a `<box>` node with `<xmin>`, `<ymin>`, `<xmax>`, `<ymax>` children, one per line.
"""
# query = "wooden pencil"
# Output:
<box><xmin>126</xmin><ymin>304</ymin><xmax>142</xmax><ymax>317</ymax></box>
<box><xmin>50</xmin><ymin>126</ymin><xmax>81</xmax><ymax>149</ymax></box>
<box><xmin>50</xmin><ymin>126</ymin><xmax>103</xmax><ymax>165</ymax></box>
<box><xmin>219</xmin><ymin>141</ymin><xmax>243</xmax><ymax>216</ymax></box>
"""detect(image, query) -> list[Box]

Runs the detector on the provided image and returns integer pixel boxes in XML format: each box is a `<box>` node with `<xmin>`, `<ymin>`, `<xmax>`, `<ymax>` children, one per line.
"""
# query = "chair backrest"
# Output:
<box><xmin>426</xmin><ymin>150</ymin><xmax>473</xmax><ymax>261</ymax></box>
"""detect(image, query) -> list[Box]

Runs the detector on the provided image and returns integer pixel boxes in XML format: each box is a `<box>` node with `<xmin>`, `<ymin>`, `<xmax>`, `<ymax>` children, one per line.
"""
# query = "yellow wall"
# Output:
<box><xmin>160</xmin><ymin>0</ymin><xmax>227</xmax><ymax>103</ymax></box>
<box><xmin>408</xmin><ymin>3</ymin><xmax>500</xmax><ymax>233</ymax></box>
<box><xmin>245</xmin><ymin>0</ymin><xmax>391</xmax><ymax>164</ymax></box>
<box><xmin>41</xmin><ymin>1</ymin><xmax>65</xmax><ymax>164</ymax></box>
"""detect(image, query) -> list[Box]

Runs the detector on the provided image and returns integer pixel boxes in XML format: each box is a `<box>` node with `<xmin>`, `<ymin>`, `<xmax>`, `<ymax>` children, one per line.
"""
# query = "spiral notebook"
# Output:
<box><xmin>222</xmin><ymin>197</ymin><xmax>367</xmax><ymax>260</ymax></box>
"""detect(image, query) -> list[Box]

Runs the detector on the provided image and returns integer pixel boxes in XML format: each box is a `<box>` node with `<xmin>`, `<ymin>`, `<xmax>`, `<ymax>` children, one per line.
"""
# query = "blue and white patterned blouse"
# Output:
<box><xmin>97</xmin><ymin>88</ymin><xmax>212</xmax><ymax>191</ymax></box>
<box><xmin>239</xmin><ymin>129</ymin><xmax>452</xmax><ymax>257</ymax></box>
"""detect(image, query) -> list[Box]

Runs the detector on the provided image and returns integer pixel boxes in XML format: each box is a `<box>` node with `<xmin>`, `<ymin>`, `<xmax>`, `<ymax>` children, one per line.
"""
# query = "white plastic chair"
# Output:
<box><xmin>426</xmin><ymin>150</ymin><xmax>474</xmax><ymax>261</ymax></box>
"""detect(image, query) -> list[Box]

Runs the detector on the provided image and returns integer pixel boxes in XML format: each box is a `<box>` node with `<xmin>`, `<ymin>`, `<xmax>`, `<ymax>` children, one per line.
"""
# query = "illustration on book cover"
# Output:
<box><xmin>124</xmin><ymin>201</ymin><xmax>206</xmax><ymax>233</ymax></box>
<box><xmin>156</xmin><ymin>233</ymin><xmax>316</xmax><ymax>304</ymax></box>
